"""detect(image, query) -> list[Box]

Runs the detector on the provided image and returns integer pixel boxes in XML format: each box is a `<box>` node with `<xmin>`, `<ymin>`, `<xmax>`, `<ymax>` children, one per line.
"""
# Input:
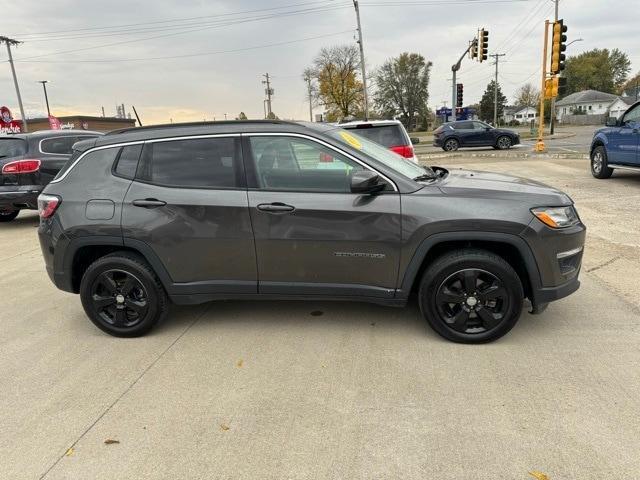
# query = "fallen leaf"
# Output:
<box><xmin>236</xmin><ymin>359</ymin><xmax>243</xmax><ymax>368</ymax></box>
<box><xmin>65</xmin><ymin>448</ymin><xmax>74</xmax><ymax>457</ymax></box>
<box><xmin>104</xmin><ymin>439</ymin><xmax>120</xmax><ymax>445</ymax></box>
<box><xmin>370</xmin><ymin>322</ymin><xmax>376</xmax><ymax>326</ymax></box>
<box><xmin>310</xmin><ymin>310</ymin><xmax>324</xmax><ymax>316</ymax></box>
<box><xmin>529</xmin><ymin>471</ymin><xmax>550</xmax><ymax>480</ymax></box>
<box><xmin>220</xmin><ymin>424</ymin><xmax>230</xmax><ymax>431</ymax></box>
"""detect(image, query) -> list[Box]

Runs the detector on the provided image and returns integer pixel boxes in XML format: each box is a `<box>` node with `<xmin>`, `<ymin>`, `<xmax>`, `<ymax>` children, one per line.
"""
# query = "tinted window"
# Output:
<box><xmin>250</xmin><ymin>136</ymin><xmax>364</xmax><ymax>192</ymax></box>
<box><xmin>472</xmin><ymin>122</ymin><xmax>489</xmax><ymax>130</ymax></box>
<box><xmin>0</xmin><ymin>138</ymin><xmax>27</xmax><ymax>158</ymax></box>
<box><xmin>138</xmin><ymin>137</ymin><xmax>239</xmax><ymax>188</ymax></box>
<box><xmin>114</xmin><ymin>144</ymin><xmax>142</xmax><ymax>179</ymax></box>
<box><xmin>623</xmin><ymin>105</ymin><xmax>640</xmax><ymax>124</ymax></box>
<box><xmin>453</xmin><ymin>121</ymin><xmax>473</xmax><ymax>130</ymax></box>
<box><xmin>344</xmin><ymin>124</ymin><xmax>405</xmax><ymax>147</ymax></box>
<box><xmin>54</xmin><ymin>147</ymin><xmax>119</xmax><ymax>182</ymax></box>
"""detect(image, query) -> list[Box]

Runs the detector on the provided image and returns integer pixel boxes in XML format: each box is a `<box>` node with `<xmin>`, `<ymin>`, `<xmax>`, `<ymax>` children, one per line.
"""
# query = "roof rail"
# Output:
<box><xmin>105</xmin><ymin>119</ymin><xmax>299</xmax><ymax>136</ymax></box>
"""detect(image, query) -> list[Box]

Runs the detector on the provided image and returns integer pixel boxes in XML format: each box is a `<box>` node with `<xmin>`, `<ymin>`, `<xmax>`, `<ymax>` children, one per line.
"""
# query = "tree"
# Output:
<box><xmin>309</xmin><ymin>45</ymin><xmax>364</xmax><ymax>121</ymax></box>
<box><xmin>619</xmin><ymin>71</ymin><xmax>640</xmax><ymax>98</ymax></box>
<box><xmin>564</xmin><ymin>48</ymin><xmax>631</xmax><ymax>95</ymax></box>
<box><xmin>514</xmin><ymin>83</ymin><xmax>540</xmax><ymax>108</ymax></box>
<box><xmin>373</xmin><ymin>52</ymin><xmax>432</xmax><ymax>132</ymax></box>
<box><xmin>479</xmin><ymin>80</ymin><xmax>507</xmax><ymax>124</ymax></box>
<box><xmin>236</xmin><ymin>112</ymin><xmax>248</xmax><ymax>120</ymax></box>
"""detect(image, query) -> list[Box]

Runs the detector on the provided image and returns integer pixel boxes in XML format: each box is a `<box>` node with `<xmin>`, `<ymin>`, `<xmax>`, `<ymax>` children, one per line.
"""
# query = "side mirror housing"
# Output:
<box><xmin>410</xmin><ymin>137</ymin><xmax>420</xmax><ymax>144</ymax></box>
<box><xmin>605</xmin><ymin>117</ymin><xmax>618</xmax><ymax>127</ymax></box>
<box><xmin>351</xmin><ymin>170</ymin><xmax>385</xmax><ymax>194</ymax></box>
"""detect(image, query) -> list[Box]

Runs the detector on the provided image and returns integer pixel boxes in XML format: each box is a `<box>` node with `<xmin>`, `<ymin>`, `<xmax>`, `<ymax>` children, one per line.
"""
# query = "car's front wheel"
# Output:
<box><xmin>443</xmin><ymin>138</ymin><xmax>460</xmax><ymax>151</ymax></box>
<box><xmin>0</xmin><ymin>209</ymin><xmax>19</xmax><ymax>222</ymax></box>
<box><xmin>80</xmin><ymin>251</ymin><xmax>168</xmax><ymax>337</ymax></box>
<box><xmin>418</xmin><ymin>249</ymin><xmax>524</xmax><ymax>343</ymax></box>
<box><xmin>496</xmin><ymin>135</ymin><xmax>512</xmax><ymax>150</ymax></box>
<box><xmin>591</xmin><ymin>145</ymin><xmax>613</xmax><ymax>179</ymax></box>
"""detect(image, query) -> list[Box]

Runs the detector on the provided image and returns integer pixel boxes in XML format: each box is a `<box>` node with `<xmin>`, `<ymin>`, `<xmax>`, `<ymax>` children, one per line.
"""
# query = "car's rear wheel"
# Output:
<box><xmin>418</xmin><ymin>249</ymin><xmax>524</xmax><ymax>343</ymax></box>
<box><xmin>0</xmin><ymin>209</ymin><xmax>19</xmax><ymax>222</ymax></box>
<box><xmin>443</xmin><ymin>138</ymin><xmax>460</xmax><ymax>151</ymax></box>
<box><xmin>496</xmin><ymin>135</ymin><xmax>512</xmax><ymax>150</ymax></box>
<box><xmin>80</xmin><ymin>251</ymin><xmax>168</xmax><ymax>337</ymax></box>
<box><xmin>591</xmin><ymin>146</ymin><xmax>613</xmax><ymax>179</ymax></box>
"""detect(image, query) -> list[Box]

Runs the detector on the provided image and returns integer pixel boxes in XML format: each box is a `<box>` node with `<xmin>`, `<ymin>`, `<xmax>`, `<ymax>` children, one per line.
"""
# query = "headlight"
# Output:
<box><xmin>531</xmin><ymin>206</ymin><xmax>579</xmax><ymax>228</ymax></box>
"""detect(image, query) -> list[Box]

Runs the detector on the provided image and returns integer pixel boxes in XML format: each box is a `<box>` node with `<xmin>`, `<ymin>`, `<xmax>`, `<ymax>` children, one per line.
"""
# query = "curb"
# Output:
<box><xmin>418</xmin><ymin>152</ymin><xmax>588</xmax><ymax>161</ymax></box>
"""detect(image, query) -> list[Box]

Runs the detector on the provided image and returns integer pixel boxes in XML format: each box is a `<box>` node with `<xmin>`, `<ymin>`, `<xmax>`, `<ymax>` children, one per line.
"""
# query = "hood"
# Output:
<box><xmin>436</xmin><ymin>168</ymin><xmax>572</xmax><ymax>205</ymax></box>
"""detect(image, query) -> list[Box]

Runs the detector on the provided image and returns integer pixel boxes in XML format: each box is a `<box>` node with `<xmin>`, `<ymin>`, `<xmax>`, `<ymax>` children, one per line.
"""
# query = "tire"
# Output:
<box><xmin>418</xmin><ymin>249</ymin><xmax>524</xmax><ymax>344</ymax></box>
<box><xmin>0</xmin><ymin>209</ymin><xmax>19</xmax><ymax>222</ymax></box>
<box><xmin>80</xmin><ymin>251</ymin><xmax>168</xmax><ymax>337</ymax></box>
<box><xmin>442</xmin><ymin>138</ymin><xmax>460</xmax><ymax>151</ymax></box>
<box><xmin>591</xmin><ymin>145</ymin><xmax>613</xmax><ymax>179</ymax></box>
<box><xmin>496</xmin><ymin>135</ymin><xmax>512</xmax><ymax>150</ymax></box>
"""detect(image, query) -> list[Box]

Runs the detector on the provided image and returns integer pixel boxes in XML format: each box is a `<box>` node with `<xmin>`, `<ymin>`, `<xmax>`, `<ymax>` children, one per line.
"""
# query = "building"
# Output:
<box><xmin>502</xmin><ymin>106</ymin><xmax>537</xmax><ymax>125</ymax></box>
<box><xmin>26</xmin><ymin>115</ymin><xmax>136</xmax><ymax>133</ymax></box>
<box><xmin>608</xmin><ymin>96</ymin><xmax>637</xmax><ymax>119</ymax></box>
<box><xmin>555</xmin><ymin>90</ymin><xmax>619</xmax><ymax>122</ymax></box>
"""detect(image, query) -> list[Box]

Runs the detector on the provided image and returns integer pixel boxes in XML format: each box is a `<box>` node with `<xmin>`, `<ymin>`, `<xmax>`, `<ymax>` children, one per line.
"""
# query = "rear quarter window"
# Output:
<box><xmin>40</xmin><ymin>135</ymin><xmax>98</xmax><ymax>155</ymax></box>
<box><xmin>344</xmin><ymin>124</ymin><xmax>405</xmax><ymax>148</ymax></box>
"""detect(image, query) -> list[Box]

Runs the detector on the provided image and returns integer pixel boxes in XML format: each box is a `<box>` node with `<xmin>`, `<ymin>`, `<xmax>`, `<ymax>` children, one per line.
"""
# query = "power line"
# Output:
<box><xmin>15</xmin><ymin>30</ymin><xmax>354</xmax><ymax>64</ymax></box>
<box><xmin>14</xmin><ymin>5</ymin><xmax>351</xmax><ymax>61</ymax></box>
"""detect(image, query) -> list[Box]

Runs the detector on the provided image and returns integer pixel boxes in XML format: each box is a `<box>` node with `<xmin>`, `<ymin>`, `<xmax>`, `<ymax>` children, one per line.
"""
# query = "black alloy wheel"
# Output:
<box><xmin>443</xmin><ymin>138</ymin><xmax>460</xmax><ymax>151</ymax></box>
<box><xmin>90</xmin><ymin>269</ymin><xmax>149</xmax><ymax>328</ymax></box>
<box><xmin>0</xmin><ymin>209</ymin><xmax>19</xmax><ymax>222</ymax></box>
<box><xmin>496</xmin><ymin>136</ymin><xmax>512</xmax><ymax>150</ymax></box>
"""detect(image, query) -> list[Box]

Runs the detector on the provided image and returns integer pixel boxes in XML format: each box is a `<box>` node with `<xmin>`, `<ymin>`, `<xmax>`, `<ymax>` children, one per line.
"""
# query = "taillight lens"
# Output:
<box><xmin>390</xmin><ymin>145</ymin><xmax>414</xmax><ymax>158</ymax></box>
<box><xmin>2</xmin><ymin>159</ymin><xmax>41</xmax><ymax>174</ymax></box>
<box><xmin>37</xmin><ymin>194</ymin><xmax>61</xmax><ymax>219</ymax></box>
<box><xmin>319</xmin><ymin>152</ymin><xmax>334</xmax><ymax>163</ymax></box>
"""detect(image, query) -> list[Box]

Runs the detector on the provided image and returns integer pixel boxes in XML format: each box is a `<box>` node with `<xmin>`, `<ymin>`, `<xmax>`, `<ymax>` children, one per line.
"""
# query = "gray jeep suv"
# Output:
<box><xmin>37</xmin><ymin>120</ymin><xmax>585</xmax><ymax>343</ymax></box>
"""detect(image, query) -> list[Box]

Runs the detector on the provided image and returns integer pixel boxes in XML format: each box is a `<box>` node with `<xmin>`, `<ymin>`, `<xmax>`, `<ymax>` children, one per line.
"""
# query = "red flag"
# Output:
<box><xmin>48</xmin><ymin>115</ymin><xmax>61</xmax><ymax>130</ymax></box>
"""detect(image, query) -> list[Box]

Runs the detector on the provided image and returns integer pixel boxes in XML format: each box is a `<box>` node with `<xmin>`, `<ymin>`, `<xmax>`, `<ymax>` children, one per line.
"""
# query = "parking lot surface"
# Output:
<box><xmin>1</xmin><ymin>155</ymin><xmax>639</xmax><ymax>480</ymax></box>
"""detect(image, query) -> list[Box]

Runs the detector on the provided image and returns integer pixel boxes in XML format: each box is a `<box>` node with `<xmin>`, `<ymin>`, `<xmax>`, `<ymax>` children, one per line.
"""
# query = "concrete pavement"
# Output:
<box><xmin>1</xmin><ymin>156</ymin><xmax>640</xmax><ymax>479</ymax></box>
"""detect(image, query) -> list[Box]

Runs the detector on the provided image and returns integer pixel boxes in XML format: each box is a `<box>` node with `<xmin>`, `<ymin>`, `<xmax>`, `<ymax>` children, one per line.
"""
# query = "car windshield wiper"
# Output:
<box><xmin>413</xmin><ymin>173</ymin><xmax>437</xmax><ymax>182</ymax></box>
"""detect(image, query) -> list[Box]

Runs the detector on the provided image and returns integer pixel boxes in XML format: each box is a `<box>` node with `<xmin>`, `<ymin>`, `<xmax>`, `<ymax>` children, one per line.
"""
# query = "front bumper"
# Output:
<box><xmin>0</xmin><ymin>186</ymin><xmax>42</xmax><ymax>210</ymax></box>
<box><xmin>433</xmin><ymin>137</ymin><xmax>443</xmax><ymax>147</ymax></box>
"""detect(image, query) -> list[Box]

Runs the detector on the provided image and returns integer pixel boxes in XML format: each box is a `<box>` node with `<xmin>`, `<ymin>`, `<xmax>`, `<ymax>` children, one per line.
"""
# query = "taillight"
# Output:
<box><xmin>390</xmin><ymin>145</ymin><xmax>414</xmax><ymax>158</ymax></box>
<box><xmin>319</xmin><ymin>152</ymin><xmax>334</xmax><ymax>163</ymax></box>
<box><xmin>2</xmin><ymin>159</ymin><xmax>41</xmax><ymax>174</ymax></box>
<box><xmin>37</xmin><ymin>194</ymin><xmax>61</xmax><ymax>219</ymax></box>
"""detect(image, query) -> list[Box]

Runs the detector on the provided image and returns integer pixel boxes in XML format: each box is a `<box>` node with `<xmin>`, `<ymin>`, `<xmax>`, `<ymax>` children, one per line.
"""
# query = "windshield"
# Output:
<box><xmin>327</xmin><ymin>128</ymin><xmax>433</xmax><ymax>180</ymax></box>
<box><xmin>0</xmin><ymin>138</ymin><xmax>27</xmax><ymax>159</ymax></box>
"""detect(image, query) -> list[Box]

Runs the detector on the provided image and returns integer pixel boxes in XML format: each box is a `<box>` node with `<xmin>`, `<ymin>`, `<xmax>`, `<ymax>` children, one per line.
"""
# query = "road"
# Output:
<box><xmin>1</xmin><ymin>156</ymin><xmax>640</xmax><ymax>480</ymax></box>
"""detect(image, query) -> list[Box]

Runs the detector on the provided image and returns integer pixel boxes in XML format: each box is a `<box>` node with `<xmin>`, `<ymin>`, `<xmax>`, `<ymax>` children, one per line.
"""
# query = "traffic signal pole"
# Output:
<box><xmin>536</xmin><ymin>21</ymin><xmax>550</xmax><ymax>152</ymax></box>
<box><xmin>451</xmin><ymin>39</ymin><xmax>477</xmax><ymax>122</ymax></box>
<box><xmin>549</xmin><ymin>0</ymin><xmax>559</xmax><ymax>134</ymax></box>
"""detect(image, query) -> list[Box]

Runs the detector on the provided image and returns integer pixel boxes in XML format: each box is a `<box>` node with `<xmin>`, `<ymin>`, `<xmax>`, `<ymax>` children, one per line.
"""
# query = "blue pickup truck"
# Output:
<box><xmin>590</xmin><ymin>100</ymin><xmax>640</xmax><ymax>178</ymax></box>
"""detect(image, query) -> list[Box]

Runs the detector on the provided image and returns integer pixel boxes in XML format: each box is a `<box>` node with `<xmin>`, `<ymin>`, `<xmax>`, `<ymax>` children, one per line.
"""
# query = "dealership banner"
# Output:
<box><xmin>0</xmin><ymin>106</ymin><xmax>23</xmax><ymax>134</ymax></box>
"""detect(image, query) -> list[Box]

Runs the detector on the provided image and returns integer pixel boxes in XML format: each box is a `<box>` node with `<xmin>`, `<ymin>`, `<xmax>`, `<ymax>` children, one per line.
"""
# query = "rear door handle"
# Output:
<box><xmin>257</xmin><ymin>202</ymin><xmax>295</xmax><ymax>213</ymax></box>
<box><xmin>132</xmin><ymin>198</ymin><xmax>167</xmax><ymax>208</ymax></box>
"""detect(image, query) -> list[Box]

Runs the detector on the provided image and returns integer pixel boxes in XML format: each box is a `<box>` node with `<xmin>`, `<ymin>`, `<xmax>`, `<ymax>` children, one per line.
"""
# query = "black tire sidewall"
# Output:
<box><xmin>591</xmin><ymin>146</ymin><xmax>612</xmax><ymax>179</ymax></box>
<box><xmin>497</xmin><ymin>136</ymin><xmax>512</xmax><ymax>149</ymax></box>
<box><xmin>445</xmin><ymin>138</ymin><xmax>459</xmax><ymax>151</ymax></box>
<box><xmin>80</xmin><ymin>255</ymin><xmax>166</xmax><ymax>337</ymax></box>
<box><xmin>0</xmin><ymin>209</ymin><xmax>19</xmax><ymax>222</ymax></box>
<box><xmin>419</xmin><ymin>252</ymin><xmax>524</xmax><ymax>343</ymax></box>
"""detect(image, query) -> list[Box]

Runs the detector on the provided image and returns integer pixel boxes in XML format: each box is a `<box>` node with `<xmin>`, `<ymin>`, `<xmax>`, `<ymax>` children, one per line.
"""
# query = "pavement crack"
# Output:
<box><xmin>586</xmin><ymin>255</ymin><xmax>621</xmax><ymax>273</ymax></box>
<box><xmin>38</xmin><ymin>305</ymin><xmax>210</xmax><ymax>480</ymax></box>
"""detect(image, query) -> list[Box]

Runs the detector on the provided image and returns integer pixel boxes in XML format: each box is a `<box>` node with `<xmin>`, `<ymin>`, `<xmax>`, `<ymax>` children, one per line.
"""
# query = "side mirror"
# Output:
<box><xmin>606</xmin><ymin>117</ymin><xmax>618</xmax><ymax>127</ymax></box>
<box><xmin>485</xmin><ymin>127</ymin><xmax>492</xmax><ymax>131</ymax></box>
<box><xmin>410</xmin><ymin>137</ymin><xmax>420</xmax><ymax>144</ymax></box>
<box><xmin>351</xmin><ymin>170</ymin><xmax>385</xmax><ymax>194</ymax></box>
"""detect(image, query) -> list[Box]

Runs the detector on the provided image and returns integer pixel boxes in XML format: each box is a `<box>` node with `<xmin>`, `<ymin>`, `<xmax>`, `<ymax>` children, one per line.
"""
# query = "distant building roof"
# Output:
<box><xmin>556</xmin><ymin>89</ymin><xmax>619</xmax><ymax>106</ymax></box>
<box><xmin>618</xmin><ymin>96</ymin><xmax>637</xmax><ymax>106</ymax></box>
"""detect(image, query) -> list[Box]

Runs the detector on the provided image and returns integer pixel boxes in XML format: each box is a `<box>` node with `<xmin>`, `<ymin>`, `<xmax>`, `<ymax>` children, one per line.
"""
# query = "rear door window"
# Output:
<box><xmin>114</xmin><ymin>144</ymin><xmax>143</xmax><ymax>179</ymax></box>
<box><xmin>0</xmin><ymin>138</ymin><xmax>27</xmax><ymax>159</ymax></box>
<box><xmin>137</xmin><ymin>137</ymin><xmax>242</xmax><ymax>188</ymax></box>
<box><xmin>452</xmin><ymin>121</ymin><xmax>473</xmax><ymax>130</ymax></box>
<box><xmin>344</xmin><ymin>124</ymin><xmax>405</xmax><ymax>147</ymax></box>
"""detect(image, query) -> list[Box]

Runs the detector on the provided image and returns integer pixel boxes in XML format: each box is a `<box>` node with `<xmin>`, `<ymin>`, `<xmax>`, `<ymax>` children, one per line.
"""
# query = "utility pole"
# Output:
<box><xmin>489</xmin><ymin>53</ymin><xmax>506</xmax><ymax>126</ymax></box>
<box><xmin>1</xmin><ymin>36</ymin><xmax>28</xmax><ymax>132</ymax></box>
<box><xmin>262</xmin><ymin>73</ymin><xmax>273</xmax><ymax>118</ymax></box>
<box><xmin>451</xmin><ymin>37</ymin><xmax>478</xmax><ymax>122</ymax></box>
<box><xmin>353</xmin><ymin>0</ymin><xmax>369</xmax><ymax>120</ymax></box>
<box><xmin>37</xmin><ymin>80</ymin><xmax>51</xmax><ymax>116</ymax></box>
<box><xmin>304</xmin><ymin>73</ymin><xmax>314</xmax><ymax>122</ymax></box>
<box><xmin>536</xmin><ymin>20</ymin><xmax>551</xmax><ymax>152</ymax></box>
<box><xmin>101</xmin><ymin>106</ymin><xmax>105</xmax><ymax>117</ymax></box>
<box><xmin>549</xmin><ymin>0</ymin><xmax>559</xmax><ymax>134</ymax></box>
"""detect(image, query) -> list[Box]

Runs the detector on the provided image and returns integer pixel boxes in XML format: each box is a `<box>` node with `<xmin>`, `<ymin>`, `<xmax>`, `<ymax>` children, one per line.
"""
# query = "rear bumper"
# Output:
<box><xmin>0</xmin><ymin>186</ymin><xmax>42</xmax><ymax>210</ymax></box>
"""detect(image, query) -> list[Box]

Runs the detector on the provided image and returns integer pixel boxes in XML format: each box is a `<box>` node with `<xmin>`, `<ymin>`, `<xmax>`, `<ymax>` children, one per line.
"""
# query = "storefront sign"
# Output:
<box><xmin>0</xmin><ymin>106</ymin><xmax>23</xmax><ymax>134</ymax></box>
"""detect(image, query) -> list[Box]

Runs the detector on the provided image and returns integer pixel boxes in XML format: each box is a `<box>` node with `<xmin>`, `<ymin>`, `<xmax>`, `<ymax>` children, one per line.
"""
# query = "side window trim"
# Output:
<box><xmin>134</xmin><ymin>134</ymin><xmax>246</xmax><ymax>190</ymax></box>
<box><xmin>241</xmin><ymin>132</ymin><xmax>398</xmax><ymax>193</ymax></box>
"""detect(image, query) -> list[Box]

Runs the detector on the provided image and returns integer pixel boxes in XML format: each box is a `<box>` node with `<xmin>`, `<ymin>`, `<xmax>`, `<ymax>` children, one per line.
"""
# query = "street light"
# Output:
<box><xmin>37</xmin><ymin>80</ymin><xmax>51</xmax><ymax>116</ymax></box>
<box><xmin>566</xmin><ymin>38</ymin><xmax>584</xmax><ymax>48</ymax></box>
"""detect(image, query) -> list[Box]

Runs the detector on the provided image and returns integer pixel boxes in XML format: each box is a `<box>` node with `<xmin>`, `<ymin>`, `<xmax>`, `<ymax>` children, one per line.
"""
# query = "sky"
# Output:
<box><xmin>2</xmin><ymin>0</ymin><xmax>638</xmax><ymax>124</ymax></box>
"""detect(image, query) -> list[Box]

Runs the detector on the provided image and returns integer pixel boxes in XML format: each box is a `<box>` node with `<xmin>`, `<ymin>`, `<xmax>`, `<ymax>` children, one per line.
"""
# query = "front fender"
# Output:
<box><xmin>590</xmin><ymin>131</ymin><xmax>609</xmax><ymax>153</ymax></box>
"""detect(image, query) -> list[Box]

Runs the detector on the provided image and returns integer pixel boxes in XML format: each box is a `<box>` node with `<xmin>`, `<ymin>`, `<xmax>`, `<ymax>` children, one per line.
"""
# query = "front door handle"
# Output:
<box><xmin>257</xmin><ymin>202</ymin><xmax>295</xmax><ymax>213</ymax></box>
<box><xmin>132</xmin><ymin>198</ymin><xmax>167</xmax><ymax>208</ymax></box>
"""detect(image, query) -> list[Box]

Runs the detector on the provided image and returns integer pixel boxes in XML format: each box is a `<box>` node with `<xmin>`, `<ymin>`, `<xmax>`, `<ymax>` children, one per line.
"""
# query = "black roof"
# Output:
<box><xmin>2</xmin><ymin>129</ymin><xmax>102</xmax><ymax>139</ymax></box>
<box><xmin>95</xmin><ymin>120</ymin><xmax>334</xmax><ymax>147</ymax></box>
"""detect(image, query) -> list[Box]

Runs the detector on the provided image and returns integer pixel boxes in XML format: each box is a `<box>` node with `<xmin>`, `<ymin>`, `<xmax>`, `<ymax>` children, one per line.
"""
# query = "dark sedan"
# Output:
<box><xmin>433</xmin><ymin>120</ymin><xmax>520</xmax><ymax>151</ymax></box>
<box><xmin>1</xmin><ymin>129</ymin><xmax>101</xmax><ymax>222</ymax></box>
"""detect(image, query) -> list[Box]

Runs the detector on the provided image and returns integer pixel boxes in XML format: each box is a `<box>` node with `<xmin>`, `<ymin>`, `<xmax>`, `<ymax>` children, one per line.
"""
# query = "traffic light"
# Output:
<box><xmin>551</xmin><ymin>19</ymin><xmax>567</xmax><ymax>74</ymax></box>
<box><xmin>470</xmin><ymin>40</ymin><xmax>478</xmax><ymax>60</ymax></box>
<box><xmin>544</xmin><ymin>77</ymin><xmax>560</xmax><ymax>99</ymax></box>
<box><xmin>558</xmin><ymin>76</ymin><xmax>567</xmax><ymax>95</ymax></box>
<box><xmin>478</xmin><ymin>29</ymin><xmax>489</xmax><ymax>62</ymax></box>
<box><xmin>456</xmin><ymin>83</ymin><xmax>464</xmax><ymax>107</ymax></box>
